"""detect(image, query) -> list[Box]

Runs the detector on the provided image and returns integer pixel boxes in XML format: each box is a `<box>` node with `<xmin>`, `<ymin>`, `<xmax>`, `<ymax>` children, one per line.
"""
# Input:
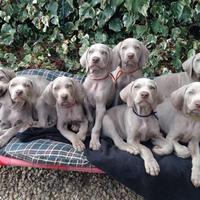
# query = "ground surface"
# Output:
<box><xmin>0</xmin><ymin>166</ymin><xmax>144</xmax><ymax>200</ymax></box>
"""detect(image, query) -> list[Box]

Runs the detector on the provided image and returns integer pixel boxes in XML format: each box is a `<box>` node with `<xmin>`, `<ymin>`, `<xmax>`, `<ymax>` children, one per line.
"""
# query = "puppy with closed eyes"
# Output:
<box><xmin>42</xmin><ymin>76</ymin><xmax>92</xmax><ymax>151</ymax></box>
<box><xmin>111</xmin><ymin>38</ymin><xmax>149</xmax><ymax>105</ymax></box>
<box><xmin>157</xmin><ymin>82</ymin><xmax>200</xmax><ymax>187</ymax></box>
<box><xmin>102</xmin><ymin>78</ymin><xmax>172</xmax><ymax>176</ymax></box>
<box><xmin>80</xmin><ymin>43</ymin><xmax>117</xmax><ymax>150</ymax></box>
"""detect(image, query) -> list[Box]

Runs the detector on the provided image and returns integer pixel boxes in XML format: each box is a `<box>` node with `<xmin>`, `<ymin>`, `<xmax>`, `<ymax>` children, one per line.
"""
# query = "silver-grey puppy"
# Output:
<box><xmin>157</xmin><ymin>82</ymin><xmax>200</xmax><ymax>187</ymax></box>
<box><xmin>42</xmin><ymin>76</ymin><xmax>92</xmax><ymax>152</ymax></box>
<box><xmin>80</xmin><ymin>43</ymin><xmax>116</xmax><ymax>150</ymax></box>
<box><xmin>102</xmin><ymin>78</ymin><xmax>172</xmax><ymax>176</ymax></box>
<box><xmin>111</xmin><ymin>38</ymin><xmax>149</xmax><ymax>105</ymax></box>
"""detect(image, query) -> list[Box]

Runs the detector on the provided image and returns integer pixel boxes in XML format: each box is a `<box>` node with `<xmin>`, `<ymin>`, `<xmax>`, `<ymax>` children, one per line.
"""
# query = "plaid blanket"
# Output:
<box><xmin>16</xmin><ymin>68</ymin><xmax>85</xmax><ymax>82</ymax></box>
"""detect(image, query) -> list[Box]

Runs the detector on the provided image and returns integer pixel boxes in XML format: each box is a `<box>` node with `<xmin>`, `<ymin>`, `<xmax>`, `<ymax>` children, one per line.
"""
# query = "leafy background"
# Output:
<box><xmin>0</xmin><ymin>0</ymin><xmax>200</xmax><ymax>76</ymax></box>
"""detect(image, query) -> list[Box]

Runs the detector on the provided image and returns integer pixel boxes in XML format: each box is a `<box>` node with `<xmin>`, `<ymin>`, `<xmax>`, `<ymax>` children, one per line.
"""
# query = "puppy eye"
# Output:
<box><xmin>65</xmin><ymin>84</ymin><xmax>72</xmax><ymax>88</ymax></box>
<box><xmin>10</xmin><ymin>83</ymin><xmax>16</xmax><ymax>87</ymax></box>
<box><xmin>134</xmin><ymin>45</ymin><xmax>140</xmax><ymax>50</ymax></box>
<box><xmin>195</xmin><ymin>58</ymin><xmax>200</xmax><ymax>62</ymax></box>
<box><xmin>149</xmin><ymin>86</ymin><xmax>156</xmax><ymax>90</ymax></box>
<box><xmin>53</xmin><ymin>86</ymin><xmax>60</xmax><ymax>90</ymax></box>
<box><xmin>121</xmin><ymin>46</ymin><xmax>127</xmax><ymax>50</ymax></box>
<box><xmin>23</xmin><ymin>83</ymin><xmax>30</xmax><ymax>88</ymax></box>
<box><xmin>101</xmin><ymin>51</ymin><xmax>107</xmax><ymax>55</ymax></box>
<box><xmin>133</xmin><ymin>85</ymin><xmax>140</xmax><ymax>89</ymax></box>
<box><xmin>0</xmin><ymin>76</ymin><xmax>5</xmax><ymax>80</ymax></box>
<box><xmin>88</xmin><ymin>49</ymin><xmax>94</xmax><ymax>54</ymax></box>
<box><xmin>187</xmin><ymin>90</ymin><xmax>195</xmax><ymax>95</ymax></box>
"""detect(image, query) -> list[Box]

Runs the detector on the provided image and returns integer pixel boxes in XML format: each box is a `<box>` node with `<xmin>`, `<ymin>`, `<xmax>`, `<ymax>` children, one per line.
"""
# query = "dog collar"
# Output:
<box><xmin>132</xmin><ymin>108</ymin><xmax>158</xmax><ymax>120</ymax></box>
<box><xmin>112</xmin><ymin>66</ymin><xmax>139</xmax><ymax>82</ymax></box>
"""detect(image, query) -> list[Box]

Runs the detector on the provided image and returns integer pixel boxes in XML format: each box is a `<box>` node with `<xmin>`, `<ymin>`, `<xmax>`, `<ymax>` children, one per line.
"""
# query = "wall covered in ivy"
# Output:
<box><xmin>0</xmin><ymin>0</ymin><xmax>200</xmax><ymax>76</ymax></box>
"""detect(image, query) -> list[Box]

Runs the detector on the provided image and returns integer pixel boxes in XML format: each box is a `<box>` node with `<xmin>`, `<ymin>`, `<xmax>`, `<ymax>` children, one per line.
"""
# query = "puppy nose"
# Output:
<box><xmin>61</xmin><ymin>94</ymin><xmax>68</xmax><ymax>100</ymax></box>
<box><xmin>195</xmin><ymin>101</ymin><xmax>200</xmax><ymax>108</ymax></box>
<box><xmin>141</xmin><ymin>91</ymin><xmax>149</xmax><ymax>98</ymax></box>
<box><xmin>127</xmin><ymin>53</ymin><xmax>134</xmax><ymax>59</ymax></box>
<box><xmin>0</xmin><ymin>88</ymin><xmax>4</xmax><ymax>95</ymax></box>
<box><xmin>92</xmin><ymin>57</ymin><xmax>100</xmax><ymax>63</ymax></box>
<box><xmin>16</xmin><ymin>90</ymin><xmax>23</xmax><ymax>96</ymax></box>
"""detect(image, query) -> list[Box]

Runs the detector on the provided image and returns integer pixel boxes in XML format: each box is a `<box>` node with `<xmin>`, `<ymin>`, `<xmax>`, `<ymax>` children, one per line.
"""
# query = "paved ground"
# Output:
<box><xmin>0</xmin><ymin>166</ymin><xmax>144</xmax><ymax>200</ymax></box>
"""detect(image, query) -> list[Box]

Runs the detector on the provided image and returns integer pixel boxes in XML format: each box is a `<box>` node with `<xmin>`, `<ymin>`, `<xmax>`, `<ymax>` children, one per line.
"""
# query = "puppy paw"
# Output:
<box><xmin>191</xmin><ymin>169</ymin><xmax>200</xmax><ymax>187</ymax></box>
<box><xmin>77</xmin><ymin>132</ymin><xmax>86</xmax><ymax>141</ymax></box>
<box><xmin>120</xmin><ymin>143</ymin><xmax>139</xmax><ymax>155</ymax></box>
<box><xmin>152</xmin><ymin>145</ymin><xmax>173</xmax><ymax>155</ymax></box>
<box><xmin>71</xmin><ymin>124</ymin><xmax>80</xmax><ymax>133</ymax></box>
<box><xmin>72</xmin><ymin>139</ymin><xmax>85</xmax><ymax>152</ymax></box>
<box><xmin>0</xmin><ymin>136</ymin><xmax>9</xmax><ymax>148</ymax></box>
<box><xmin>175</xmin><ymin>145</ymin><xmax>190</xmax><ymax>158</ymax></box>
<box><xmin>144</xmin><ymin>159</ymin><xmax>160</xmax><ymax>176</ymax></box>
<box><xmin>89</xmin><ymin>139</ymin><xmax>101</xmax><ymax>151</ymax></box>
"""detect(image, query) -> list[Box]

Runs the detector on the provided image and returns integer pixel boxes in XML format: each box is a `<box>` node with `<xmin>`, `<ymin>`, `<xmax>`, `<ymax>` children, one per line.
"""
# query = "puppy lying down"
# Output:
<box><xmin>157</xmin><ymin>82</ymin><xmax>200</xmax><ymax>187</ymax></box>
<box><xmin>102</xmin><ymin>78</ymin><xmax>172</xmax><ymax>176</ymax></box>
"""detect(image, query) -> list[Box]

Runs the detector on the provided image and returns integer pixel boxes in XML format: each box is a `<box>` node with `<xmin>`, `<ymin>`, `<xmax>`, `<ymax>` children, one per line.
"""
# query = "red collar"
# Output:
<box><xmin>89</xmin><ymin>73</ymin><xmax>109</xmax><ymax>80</ymax></box>
<box><xmin>112</xmin><ymin>66</ymin><xmax>139</xmax><ymax>82</ymax></box>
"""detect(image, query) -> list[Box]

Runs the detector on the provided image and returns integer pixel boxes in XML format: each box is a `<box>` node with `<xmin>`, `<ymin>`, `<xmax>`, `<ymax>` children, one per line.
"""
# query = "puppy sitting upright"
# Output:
<box><xmin>102</xmin><ymin>78</ymin><xmax>172</xmax><ymax>176</ymax></box>
<box><xmin>80</xmin><ymin>43</ymin><xmax>116</xmax><ymax>150</ymax></box>
<box><xmin>42</xmin><ymin>77</ymin><xmax>91</xmax><ymax>152</ymax></box>
<box><xmin>157</xmin><ymin>82</ymin><xmax>200</xmax><ymax>187</ymax></box>
<box><xmin>112</xmin><ymin>38</ymin><xmax>149</xmax><ymax>104</ymax></box>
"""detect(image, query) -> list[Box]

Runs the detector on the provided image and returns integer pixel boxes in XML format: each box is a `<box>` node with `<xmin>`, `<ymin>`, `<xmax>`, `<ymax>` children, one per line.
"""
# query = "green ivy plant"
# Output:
<box><xmin>0</xmin><ymin>0</ymin><xmax>200</xmax><ymax>76</ymax></box>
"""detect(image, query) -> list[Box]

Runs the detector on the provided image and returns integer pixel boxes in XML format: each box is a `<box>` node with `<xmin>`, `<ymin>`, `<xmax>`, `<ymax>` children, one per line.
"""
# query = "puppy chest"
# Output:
<box><xmin>58</xmin><ymin>107</ymin><xmax>84</xmax><ymax>123</ymax></box>
<box><xmin>136</xmin><ymin>119</ymin><xmax>159</xmax><ymax>141</ymax></box>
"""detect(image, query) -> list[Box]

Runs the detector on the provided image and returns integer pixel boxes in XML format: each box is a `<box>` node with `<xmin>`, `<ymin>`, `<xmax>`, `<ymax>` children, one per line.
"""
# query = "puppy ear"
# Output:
<box><xmin>0</xmin><ymin>67</ymin><xmax>16</xmax><ymax>81</ymax></box>
<box><xmin>41</xmin><ymin>82</ymin><xmax>56</xmax><ymax>106</ymax></box>
<box><xmin>182</xmin><ymin>55</ymin><xmax>194</xmax><ymax>78</ymax></box>
<box><xmin>73</xmin><ymin>79</ymin><xmax>86</xmax><ymax>103</ymax></box>
<box><xmin>120</xmin><ymin>82</ymin><xmax>134</xmax><ymax>107</ymax></box>
<box><xmin>112</xmin><ymin>42</ymin><xmax>122</xmax><ymax>70</ymax></box>
<box><xmin>80</xmin><ymin>48</ymin><xmax>89</xmax><ymax>72</ymax></box>
<box><xmin>138</xmin><ymin>42</ymin><xmax>149</xmax><ymax>68</ymax></box>
<box><xmin>170</xmin><ymin>85</ymin><xmax>188</xmax><ymax>111</ymax></box>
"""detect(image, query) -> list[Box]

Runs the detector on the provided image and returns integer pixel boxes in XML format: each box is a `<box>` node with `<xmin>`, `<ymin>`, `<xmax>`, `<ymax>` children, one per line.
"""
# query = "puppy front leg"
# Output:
<box><xmin>138</xmin><ymin>143</ymin><xmax>160</xmax><ymax>176</ymax></box>
<box><xmin>83</xmin><ymin>97</ymin><xmax>93</xmax><ymax>126</ymax></box>
<box><xmin>77</xmin><ymin>119</ymin><xmax>88</xmax><ymax>141</ymax></box>
<box><xmin>90</xmin><ymin>104</ymin><xmax>106</xmax><ymax>150</ymax></box>
<box><xmin>0</xmin><ymin>121</ymin><xmax>23</xmax><ymax>147</ymax></box>
<box><xmin>57</xmin><ymin>124</ymin><xmax>85</xmax><ymax>152</ymax></box>
<box><xmin>188</xmin><ymin>139</ymin><xmax>200</xmax><ymax>187</ymax></box>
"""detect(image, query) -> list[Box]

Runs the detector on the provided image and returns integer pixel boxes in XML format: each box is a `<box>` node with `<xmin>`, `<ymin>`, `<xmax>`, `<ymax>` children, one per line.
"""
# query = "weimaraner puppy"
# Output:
<box><xmin>0</xmin><ymin>75</ymin><xmax>57</xmax><ymax>147</ymax></box>
<box><xmin>111</xmin><ymin>38</ymin><xmax>149</xmax><ymax>104</ymax></box>
<box><xmin>156</xmin><ymin>82</ymin><xmax>200</xmax><ymax>187</ymax></box>
<box><xmin>0</xmin><ymin>67</ymin><xmax>16</xmax><ymax>130</ymax></box>
<box><xmin>0</xmin><ymin>76</ymin><xmax>38</xmax><ymax>147</ymax></box>
<box><xmin>42</xmin><ymin>76</ymin><xmax>92</xmax><ymax>152</ymax></box>
<box><xmin>154</xmin><ymin>53</ymin><xmax>200</xmax><ymax>98</ymax></box>
<box><xmin>80</xmin><ymin>43</ymin><xmax>116</xmax><ymax>150</ymax></box>
<box><xmin>102</xmin><ymin>78</ymin><xmax>172</xmax><ymax>176</ymax></box>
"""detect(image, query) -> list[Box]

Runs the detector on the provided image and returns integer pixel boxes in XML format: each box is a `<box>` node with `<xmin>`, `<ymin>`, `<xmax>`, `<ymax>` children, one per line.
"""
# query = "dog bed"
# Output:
<box><xmin>1</xmin><ymin>69</ymin><xmax>200</xmax><ymax>200</ymax></box>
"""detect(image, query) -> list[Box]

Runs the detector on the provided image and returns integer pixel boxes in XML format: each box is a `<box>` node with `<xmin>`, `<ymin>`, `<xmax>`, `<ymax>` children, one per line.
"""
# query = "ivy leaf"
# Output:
<box><xmin>187</xmin><ymin>49</ymin><xmax>196</xmax><ymax>58</ymax></box>
<box><xmin>95</xmin><ymin>31</ymin><xmax>108</xmax><ymax>43</ymax></box>
<box><xmin>46</xmin><ymin>1</ymin><xmax>58</xmax><ymax>16</ymax></box>
<box><xmin>79</xmin><ymin>2</ymin><xmax>95</xmax><ymax>21</ymax></box>
<box><xmin>109</xmin><ymin>18</ymin><xmax>122</xmax><ymax>32</ymax></box>
<box><xmin>0</xmin><ymin>23</ymin><xmax>16</xmax><ymax>45</ymax></box>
